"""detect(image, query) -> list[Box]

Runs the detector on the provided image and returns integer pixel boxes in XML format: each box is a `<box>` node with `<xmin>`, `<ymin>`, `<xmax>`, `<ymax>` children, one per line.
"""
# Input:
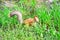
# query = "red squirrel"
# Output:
<box><xmin>9</xmin><ymin>11</ymin><xmax>39</xmax><ymax>25</ymax></box>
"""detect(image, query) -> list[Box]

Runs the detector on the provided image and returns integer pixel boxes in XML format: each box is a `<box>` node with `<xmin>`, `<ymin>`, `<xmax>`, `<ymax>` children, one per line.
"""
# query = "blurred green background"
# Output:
<box><xmin>0</xmin><ymin>0</ymin><xmax>60</xmax><ymax>40</ymax></box>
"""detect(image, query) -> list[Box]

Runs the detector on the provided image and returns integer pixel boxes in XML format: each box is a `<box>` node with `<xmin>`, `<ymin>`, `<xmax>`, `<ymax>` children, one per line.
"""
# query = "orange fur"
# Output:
<box><xmin>24</xmin><ymin>18</ymin><xmax>34</xmax><ymax>25</ymax></box>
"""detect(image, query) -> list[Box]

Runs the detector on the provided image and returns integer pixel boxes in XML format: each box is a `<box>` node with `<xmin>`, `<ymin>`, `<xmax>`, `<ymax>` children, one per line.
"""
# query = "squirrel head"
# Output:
<box><xmin>34</xmin><ymin>16</ymin><xmax>39</xmax><ymax>22</ymax></box>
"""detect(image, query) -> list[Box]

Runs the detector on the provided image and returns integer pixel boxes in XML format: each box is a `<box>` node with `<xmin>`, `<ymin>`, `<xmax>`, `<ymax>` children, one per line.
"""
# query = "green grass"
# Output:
<box><xmin>0</xmin><ymin>0</ymin><xmax>60</xmax><ymax>40</ymax></box>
